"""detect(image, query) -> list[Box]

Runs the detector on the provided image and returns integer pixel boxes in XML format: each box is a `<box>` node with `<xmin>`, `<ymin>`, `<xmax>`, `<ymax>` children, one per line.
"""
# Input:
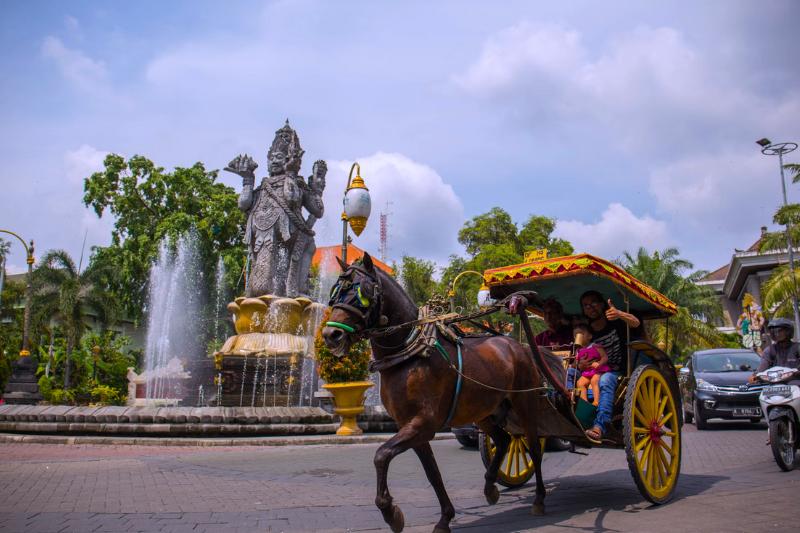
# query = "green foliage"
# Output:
<box><xmin>314</xmin><ymin>310</ymin><xmax>370</xmax><ymax>382</ymax></box>
<box><xmin>0</xmin><ymin>278</ymin><xmax>25</xmax><ymax>393</ymax></box>
<box><xmin>444</xmin><ymin>208</ymin><xmax>574</xmax><ymax>311</ymax></box>
<box><xmin>31</xmin><ymin>249</ymin><xmax>118</xmax><ymax>389</ymax></box>
<box><xmin>762</xmin><ymin>265</ymin><xmax>799</xmax><ymax>319</ymax></box>
<box><xmin>83</xmin><ymin>154</ymin><xmax>245</xmax><ymax>320</ymax></box>
<box><xmin>90</xmin><ymin>384</ymin><xmax>123</xmax><ymax>406</ymax></box>
<box><xmin>400</xmin><ymin>255</ymin><xmax>437</xmax><ymax>306</ymax></box>
<box><xmin>761</xmin><ymin>162</ymin><xmax>800</xmax><ymax>318</ymax></box>
<box><xmin>619</xmin><ymin>247</ymin><xmax>723</xmax><ymax>356</ymax></box>
<box><xmin>458</xmin><ymin>207</ymin><xmax>519</xmax><ymax>257</ymax></box>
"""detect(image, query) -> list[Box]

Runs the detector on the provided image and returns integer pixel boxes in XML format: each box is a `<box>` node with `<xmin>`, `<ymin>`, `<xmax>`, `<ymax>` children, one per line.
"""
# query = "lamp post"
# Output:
<box><xmin>757</xmin><ymin>139</ymin><xmax>800</xmax><ymax>336</ymax></box>
<box><xmin>0</xmin><ymin>229</ymin><xmax>41</xmax><ymax>404</ymax></box>
<box><xmin>341</xmin><ymin>163</ymin><xmax>371</xmax><ymax>264</ymax></box>
<box><xmin>448</xmin><ymin>270</ymin><xmax>491</xmax><ymax>313</ymax></box>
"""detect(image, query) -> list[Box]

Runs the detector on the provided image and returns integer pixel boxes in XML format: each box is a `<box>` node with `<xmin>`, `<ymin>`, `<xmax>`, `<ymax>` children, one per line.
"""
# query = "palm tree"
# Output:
<box><xmin>32</xmin><ymin>250</ymin><xmax>117</xmax><ymax>389</ymax></box>
<box><xmin>761</xmin><ymin>265</ymin><xmax>798</xmax><ymax>318</ymax></box>
<box><xmin>619</xmin><ymin>247</ymin><xmax>723</xmax><ymax>356</ymax></box>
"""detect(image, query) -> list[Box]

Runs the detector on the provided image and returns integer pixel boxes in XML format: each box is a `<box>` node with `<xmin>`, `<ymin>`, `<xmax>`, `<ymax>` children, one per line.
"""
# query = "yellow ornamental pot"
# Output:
<box><xmin>322</xmin><ymin>381</ymin><xmax>374</xmax><ymax>436</ymax></box>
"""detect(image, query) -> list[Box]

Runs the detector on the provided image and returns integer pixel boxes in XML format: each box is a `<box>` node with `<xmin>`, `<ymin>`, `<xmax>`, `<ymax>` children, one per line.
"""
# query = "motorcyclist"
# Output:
<box><xmin>749</xmin><ymin>317</ymin><xmax>800</xmax><ymax>383</ymax></box>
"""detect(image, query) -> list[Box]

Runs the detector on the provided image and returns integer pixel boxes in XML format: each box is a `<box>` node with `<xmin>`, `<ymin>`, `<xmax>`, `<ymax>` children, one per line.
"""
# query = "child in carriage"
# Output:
<box><xmin>574</xmin><ymin>323</ymin><xmax>610</xmax><ymax>406</ymax></box>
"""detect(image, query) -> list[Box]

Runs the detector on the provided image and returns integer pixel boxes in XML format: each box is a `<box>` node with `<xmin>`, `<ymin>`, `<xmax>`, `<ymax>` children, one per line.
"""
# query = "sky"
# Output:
<box><xmin>1</xmin><ymin>0</ymin><xmax>798</xmax><ymax>278</ymax></box>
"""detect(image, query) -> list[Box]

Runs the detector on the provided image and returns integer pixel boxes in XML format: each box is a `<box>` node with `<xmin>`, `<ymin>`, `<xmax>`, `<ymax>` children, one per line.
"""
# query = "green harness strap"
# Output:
<box><xmin>434</xmin><ymin>340</ymin><xmax>463</xmax><ymax>429</ymax></box>
<box><xmin>325</xmin><ymin>321</ymin><xmax>356</xmax><ymax>333</ymax></box>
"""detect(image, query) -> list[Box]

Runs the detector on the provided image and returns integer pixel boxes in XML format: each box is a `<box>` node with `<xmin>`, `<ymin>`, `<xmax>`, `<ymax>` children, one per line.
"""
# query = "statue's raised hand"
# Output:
<box><xmin>224</xmin><ymin>154</ymin><xmax>258</xmax><ymax>181</ymax></box>
<box><xmin>309</xmin><ymin>160</ymin><xmax>327</xmax><ymax>192</ymax></box>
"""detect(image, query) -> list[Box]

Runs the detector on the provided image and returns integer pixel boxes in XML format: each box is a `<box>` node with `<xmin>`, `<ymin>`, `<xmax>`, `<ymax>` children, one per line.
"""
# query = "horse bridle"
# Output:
<box><xmin>326</xmin><ymin>264</ymin><xmax>385</xmax><ymax>338</ymax></box>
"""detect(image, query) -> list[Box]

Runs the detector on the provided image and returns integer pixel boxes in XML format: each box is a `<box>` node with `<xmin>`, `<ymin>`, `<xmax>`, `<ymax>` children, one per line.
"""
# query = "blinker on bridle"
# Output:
<box><xmin>325</xmin><ymin>264</ymin><xmax>385</xmax><ymax>336</ymax></box>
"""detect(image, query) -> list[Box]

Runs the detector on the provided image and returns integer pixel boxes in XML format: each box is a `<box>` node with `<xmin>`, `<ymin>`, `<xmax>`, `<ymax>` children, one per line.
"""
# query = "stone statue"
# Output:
<box><xmin>225</xmin><ymin>121</ymin><xmax>326</xmax><ymax>297</ymax></box>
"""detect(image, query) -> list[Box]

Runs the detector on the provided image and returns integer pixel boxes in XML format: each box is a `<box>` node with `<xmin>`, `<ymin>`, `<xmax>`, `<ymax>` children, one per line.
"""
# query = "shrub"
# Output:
<box><xmin>314</xmin><ymin>309</ymin><xmax>371</xmax><ymax>383</ymax></box>
<box><xmin>90</xmin><ymin>384</ymin><xmax>123</xmax><ymax>406</ymax></box>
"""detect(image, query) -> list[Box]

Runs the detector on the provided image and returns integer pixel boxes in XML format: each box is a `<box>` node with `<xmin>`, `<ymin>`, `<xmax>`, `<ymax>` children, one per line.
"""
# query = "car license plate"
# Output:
<box><xmin>732</xmin><ymin>407</ymin><xmax>761</xmax><ymax>417</ymax></box>
<box><xmin>765</xmin><ymin>385</ymin><xmax>792</xmax><ymax>395</ymax></box>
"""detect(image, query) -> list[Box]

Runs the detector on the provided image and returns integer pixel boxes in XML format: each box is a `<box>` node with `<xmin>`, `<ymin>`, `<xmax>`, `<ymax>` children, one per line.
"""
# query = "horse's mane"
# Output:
<box><xmin>374</xmin><ymin>266</ymin><xmax>418</xmax><ymax>319</ymax></box>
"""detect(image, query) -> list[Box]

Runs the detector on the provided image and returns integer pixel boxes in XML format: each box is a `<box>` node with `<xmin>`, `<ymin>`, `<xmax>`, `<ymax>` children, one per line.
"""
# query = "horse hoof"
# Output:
<box><xmin>485</xmin><ymin>484</ymin><xmax>500</xmax><ymax>505</ymax></box>
<box><xmin>531</xmin><ymin>504</ymin><xmax>545</xmax><ymax>516</ymax></box>
<box><xmin>389</xmin><ymin>505</ymin><xmax>405</xmax><ymax>532</ymax></box>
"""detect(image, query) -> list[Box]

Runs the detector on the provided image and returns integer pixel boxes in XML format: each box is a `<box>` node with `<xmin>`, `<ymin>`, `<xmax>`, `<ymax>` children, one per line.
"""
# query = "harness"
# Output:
<box><xmin>325</xmin><ymin>264</ymin><xmax>553</xmax><ymax>428</ymax></box>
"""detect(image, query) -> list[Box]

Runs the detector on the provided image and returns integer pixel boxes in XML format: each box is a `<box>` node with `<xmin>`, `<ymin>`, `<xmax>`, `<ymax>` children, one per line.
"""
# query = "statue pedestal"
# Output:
<box><xmin>211</xmin><ymin>295</ymin><xmax>326</xmax><ymax>407</ymax></box>
<box><xmin>3</xmin><ymin>356</ymin><xmax>42</xmax><ymax>405</ymax></box>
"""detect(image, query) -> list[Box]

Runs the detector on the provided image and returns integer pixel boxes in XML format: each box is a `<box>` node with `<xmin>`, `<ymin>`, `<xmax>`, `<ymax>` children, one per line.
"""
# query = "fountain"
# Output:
<box><xmin>127</xmin><ymin>232</ymin><xmax>204</xmax><ymax>406</ymax></box>
<box><xmin>0</xmin><ymin>121</ymin><xmax>394</xmax><ymax>438</ymax></box>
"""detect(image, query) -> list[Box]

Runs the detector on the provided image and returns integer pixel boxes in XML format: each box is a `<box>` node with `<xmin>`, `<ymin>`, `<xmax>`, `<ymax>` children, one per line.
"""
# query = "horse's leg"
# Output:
<box><xmin>375</xmin><ymin>421</ymin><xmax>431</xmax><ymax>532</ymax></box>
<box><xmin>413</xmin><ymin>442</ymin><xmax>455</xmax><ymax>533</ymax></box>
<box><xmin>476</xmin><ymin>420</ymin><xmax>511</xmax><ymax>505</ymax></box>
<box><xmin>527</xmin><ymin>427</ymin><xmax>546</xmax><ymax>516</ymax></box>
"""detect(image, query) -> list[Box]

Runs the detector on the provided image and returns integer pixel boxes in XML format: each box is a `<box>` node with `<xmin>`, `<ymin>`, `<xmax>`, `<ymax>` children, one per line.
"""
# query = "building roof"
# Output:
<box><xmin>700</xmin><ymin>264</ymin><xmax>730</xmax><ymax>283</ymax></box>
<box><xmin>312</xmin><ymin>244</ymin><xmax>394</xmax><ymax>276</ymax></box>
<box><xmin>699</xmin><ymin>227</ymin><xmax>764</xmax><ymax>284</ymax></box>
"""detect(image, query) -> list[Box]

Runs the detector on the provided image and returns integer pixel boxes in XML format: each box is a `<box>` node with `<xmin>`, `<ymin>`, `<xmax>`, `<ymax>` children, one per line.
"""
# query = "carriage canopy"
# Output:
<box><xmin>484</xmin><ymin>253</ymin><xmax>677</xmax><ymax>320</ymax></box>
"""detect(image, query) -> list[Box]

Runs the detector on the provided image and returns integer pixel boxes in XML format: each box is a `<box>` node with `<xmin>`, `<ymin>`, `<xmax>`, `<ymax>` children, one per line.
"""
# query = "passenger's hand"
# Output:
<box><xmin>605</xmin><ymin>299</ymin><xmax>623</xmax><ymax>321</ymax></box>
<box><xmin>591</xmin><ymin>362</ymin><xmax>599</xmax><ymax>369</ymax></box>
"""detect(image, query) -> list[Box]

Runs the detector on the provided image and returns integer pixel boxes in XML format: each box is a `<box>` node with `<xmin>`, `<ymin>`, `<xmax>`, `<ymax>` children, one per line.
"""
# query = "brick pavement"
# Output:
<box><xmin>0</xmin><ymin>422</ymin><xmax>798</xmax><ymax>532</ymax></box>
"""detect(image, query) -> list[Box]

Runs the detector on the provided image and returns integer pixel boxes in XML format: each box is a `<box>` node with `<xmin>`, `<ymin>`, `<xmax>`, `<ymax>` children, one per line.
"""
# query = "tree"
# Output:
<box><xmin>83</xmin><ymin>154</ymin><xmax>245</xmax><ymax>320</ymax></box>
<box><xmin>619</xmin><ymin>247</ymin><xmax>723</xmax><ymax>356</ymax></box>
<box><xmin>458</xmin><ymin>207</ymin><xmax>520</xmax><ymax>257</ymax></box>
<box><xmin>400</xmin><ymin>255</ymin><xmax>436</xmax><ymax>306</ymax></box>
<box><xmin>759</xmin><ymin>163</ymin><xmax>800</xmax><ymax>320</ymax></box>
<box><xmin>444</xmin><ymin>208</ymin><xmax>574</xmax><ymax>311</ymax></box>
<box><xmin>31</xmin><ymin>249</ymin><xmax>117</xmax><ymax>389</ymax></box>
<box><xmin>518</xmin><ymin>215</ymin><xmax>574</xmax><ymax>257</ymax></box>
<box><xmin>0</xmin><ymin>277</ymin><xmax>24</xmax><ymax>393</ymax></box>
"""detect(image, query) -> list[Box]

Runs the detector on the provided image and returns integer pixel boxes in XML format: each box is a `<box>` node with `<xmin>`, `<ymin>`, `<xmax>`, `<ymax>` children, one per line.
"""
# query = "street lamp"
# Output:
<box><xmin>341</xmin><ymin>162</ymin><xmax>371</xmax><ymax>264</ymax></box>
<box><xmin>0</xmin><ymin>229</ymin><xmax>41</xmax><ymax>404</ymax></box>
<box><xmin>0</xmin><ymin>229</ymin><xmax>34</xmax><ymax>358</ymax></box>
<box><xmin>758</xmin><ymin>138</ymin><xmax>800</xmax><ymax>336</ymax></box>
<box><xmin>448</xmin><ymin>270</ymin><xmax>492</xmax><ymax>312</ymax></box>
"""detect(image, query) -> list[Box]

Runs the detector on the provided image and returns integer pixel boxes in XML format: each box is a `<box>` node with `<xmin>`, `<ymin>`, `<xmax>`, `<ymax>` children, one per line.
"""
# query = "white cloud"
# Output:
<box><xmin>555</xmin><ymin>203</ymin><xmax>669</xmax><ymax>260</ymax></box>
<box><xmin>455</xmin><ymin>23</ymin><xmax>797</xmax><ymax>153</ymax></box>
<box><xmin>312</xmin><ymin>152</ymin><xmax>465</xmax><ymax>268</ymax></box>
<box><xmin>65</xmin><ymin>144</ymin><xmax>108</xmax><ymax>184</ymax></box>
<box><xmin>41</xmin><ymin>36</ymin><xmax>107</xmax><ymax>91</ymax></box>
<box><xmin>649</xmin><ymin>152</ymin><xmax>780</xmax><ymax>234</ymax></box>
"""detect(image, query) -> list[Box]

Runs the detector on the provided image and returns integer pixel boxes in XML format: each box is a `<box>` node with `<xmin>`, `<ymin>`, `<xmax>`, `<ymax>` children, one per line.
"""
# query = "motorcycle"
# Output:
<box><xmin>756</xmin><ymin>366</ymin><xmax>800</xmax><ymax>471</ymax></box>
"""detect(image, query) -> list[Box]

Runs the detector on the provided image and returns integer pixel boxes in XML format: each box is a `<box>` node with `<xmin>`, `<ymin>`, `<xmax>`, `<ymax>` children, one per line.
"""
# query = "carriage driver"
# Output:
<box><xmin>579</xmin><ymin>290</ymin><xmax>642</xmax><ymax>443</ymax></box>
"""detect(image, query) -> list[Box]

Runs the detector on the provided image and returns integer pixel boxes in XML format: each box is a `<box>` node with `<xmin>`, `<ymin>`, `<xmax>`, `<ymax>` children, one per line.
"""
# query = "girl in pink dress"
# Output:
<box><xmin>574</xmin><ymin>324</ymin><xmax>610</xmax><ymax>406</ymax></box>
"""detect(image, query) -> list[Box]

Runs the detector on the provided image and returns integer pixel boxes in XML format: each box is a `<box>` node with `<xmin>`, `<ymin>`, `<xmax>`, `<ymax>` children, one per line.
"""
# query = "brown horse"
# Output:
<box><xmin>322</xmin><ymin>254</ymin><xmax>549</xmax><ymax>532</ymax></box>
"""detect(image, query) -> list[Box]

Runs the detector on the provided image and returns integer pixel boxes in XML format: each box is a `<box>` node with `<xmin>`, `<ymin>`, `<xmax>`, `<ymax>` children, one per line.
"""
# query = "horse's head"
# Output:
<box><xmin>322</xmin><ymin>253</ymin><xmax>385</xmax><ymax>356</ymax></box>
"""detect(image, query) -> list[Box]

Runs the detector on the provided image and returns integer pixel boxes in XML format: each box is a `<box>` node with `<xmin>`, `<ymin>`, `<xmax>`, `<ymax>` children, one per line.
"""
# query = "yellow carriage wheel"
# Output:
<box><xmin>623</xmin><ymin>365</ymin><xmax>682</xmax><ymax>504</ymax></box>
<box><xmin>479</xmin><ymin>432</ymin><xmax>545</xmax><ymax>488</ymax></box>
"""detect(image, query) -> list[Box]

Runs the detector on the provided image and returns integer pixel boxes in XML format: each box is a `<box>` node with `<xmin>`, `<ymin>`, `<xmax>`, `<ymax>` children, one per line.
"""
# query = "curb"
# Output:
<box><xmin>0</xmin><ymin>432</ymin><xmax>455</xmax><ymax>447</ymax></box>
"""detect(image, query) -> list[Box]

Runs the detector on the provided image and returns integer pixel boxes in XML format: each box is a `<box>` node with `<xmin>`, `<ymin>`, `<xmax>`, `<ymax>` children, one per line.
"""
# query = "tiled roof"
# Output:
<box><xmin>312</xmin><ymin>244</ymin><xmax>394</xmax><ymax>275</ymax></box>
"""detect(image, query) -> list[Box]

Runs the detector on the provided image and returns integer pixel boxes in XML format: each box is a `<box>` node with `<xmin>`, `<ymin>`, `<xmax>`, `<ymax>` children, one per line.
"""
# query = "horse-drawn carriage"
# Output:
<box><xmin>323</xmin><ymin>251</ymin><xmax>682</xmax><ymax>532</ymax></box>
<box><xmin>479</xmin><ymin>253</ymin><xmax>682</xmax><ymax>505</ymax></box>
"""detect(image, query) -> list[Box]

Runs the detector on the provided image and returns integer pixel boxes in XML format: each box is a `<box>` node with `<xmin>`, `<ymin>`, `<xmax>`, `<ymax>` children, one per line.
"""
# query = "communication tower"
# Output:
<box><xmin>379</xmin><ymin>201</ymin><xmax>393</xmax><ymax>264</ymax></box>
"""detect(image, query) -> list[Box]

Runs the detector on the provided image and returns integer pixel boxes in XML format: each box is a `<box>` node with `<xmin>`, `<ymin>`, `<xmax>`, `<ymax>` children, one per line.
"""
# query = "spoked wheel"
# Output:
<box><xmin>479</xmin><ymin>432</ymin><xmax>545</xmax><ymax>488</ymax></box>
<box><xmin>769</xmin><ymin>418</ymin><xmax>796</xmax><ymax>472</ymax></box>
<box><xmin>624</xmin><ymin>365</ymin><xmax>682</xmax><ymax>504</ymax></box>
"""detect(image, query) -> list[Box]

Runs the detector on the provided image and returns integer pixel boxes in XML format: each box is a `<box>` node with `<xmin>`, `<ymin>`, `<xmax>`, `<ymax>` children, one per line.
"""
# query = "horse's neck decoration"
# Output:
<box><xmin>321</xmin><ymin>252</ymin><xmax>552</xmax><ymax>531</ymax></box>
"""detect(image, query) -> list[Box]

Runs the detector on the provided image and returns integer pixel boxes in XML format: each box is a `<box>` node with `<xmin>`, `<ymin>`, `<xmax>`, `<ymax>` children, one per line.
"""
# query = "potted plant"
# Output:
<box><xmin>315</xmin><ymin>310</ymin><xmax>373</xmax><ymax>435</ymax></box>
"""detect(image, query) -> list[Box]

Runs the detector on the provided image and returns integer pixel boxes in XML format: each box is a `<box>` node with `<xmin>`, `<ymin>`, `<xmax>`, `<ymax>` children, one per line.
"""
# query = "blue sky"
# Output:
<box><xmin>1</xmin><ymin>0</ymin><xmax>798</xmax><ymax>277</ymax></box>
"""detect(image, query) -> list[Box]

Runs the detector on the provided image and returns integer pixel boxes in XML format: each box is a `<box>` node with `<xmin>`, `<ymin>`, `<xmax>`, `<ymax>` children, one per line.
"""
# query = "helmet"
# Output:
<box><xmin>767</xmin><ymin>317</ymin><xmax>794</xmax><ymax>337</ymax></box>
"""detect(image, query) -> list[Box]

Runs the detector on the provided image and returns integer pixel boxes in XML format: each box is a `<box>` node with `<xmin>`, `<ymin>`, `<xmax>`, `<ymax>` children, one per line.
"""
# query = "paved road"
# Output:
<box><xmin>0</xmin><ymin>422</ymin><xmax>798</xmax><ymax>532</ymax></box>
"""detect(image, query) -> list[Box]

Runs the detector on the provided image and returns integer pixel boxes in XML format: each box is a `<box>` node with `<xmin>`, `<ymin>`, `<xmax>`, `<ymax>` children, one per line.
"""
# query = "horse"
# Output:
<box><xmin>322</xmin><ymin>253</ymin><xmax>549</xmax><ymax>533</ymax></box>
